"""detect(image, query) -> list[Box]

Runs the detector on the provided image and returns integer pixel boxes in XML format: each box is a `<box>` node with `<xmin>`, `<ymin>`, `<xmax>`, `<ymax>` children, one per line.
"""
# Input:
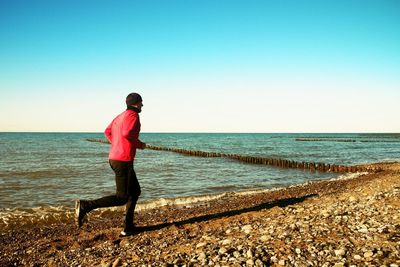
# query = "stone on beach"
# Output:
<box><xmin>242</xmin><ymin>224</ymin><xmax>253</xmax><ymax>234</ymax></box>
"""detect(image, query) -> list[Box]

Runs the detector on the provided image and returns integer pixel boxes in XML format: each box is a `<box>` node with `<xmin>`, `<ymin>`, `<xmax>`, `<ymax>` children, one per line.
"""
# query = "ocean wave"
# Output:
<box><xmin>0</xmin><ymin>170</ymin><xmax>374</xmax><ymax>233</ymax></box>
<box><xmin>0</xmin><ymin>206</ymin><xmax>76</xmax><ymax>231</ymax></box>
<box><xmin>0</xmin><ymin>189</ymin><xmax>269</xmax><ymax>232</ymax></box>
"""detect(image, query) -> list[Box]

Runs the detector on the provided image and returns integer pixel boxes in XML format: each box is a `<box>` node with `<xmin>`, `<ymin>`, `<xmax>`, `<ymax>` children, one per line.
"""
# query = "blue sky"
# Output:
<box><xmin>1</xmin><ymin>0</ymin><xmax>399</xmax><ymax>132</ymax></box>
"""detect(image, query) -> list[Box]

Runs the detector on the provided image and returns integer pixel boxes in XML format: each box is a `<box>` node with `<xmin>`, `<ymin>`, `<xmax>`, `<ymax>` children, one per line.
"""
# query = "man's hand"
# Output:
<box><xmin>141</xmin><ymin>143</ymin><xmax>146</xmax><ymax>149</ymax></box>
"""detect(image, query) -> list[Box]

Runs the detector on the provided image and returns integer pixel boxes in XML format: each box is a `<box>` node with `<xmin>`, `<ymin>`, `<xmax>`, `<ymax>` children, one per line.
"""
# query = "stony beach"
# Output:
<box><xmin>1</xmin><ymin>162</ymin><xmax>399</xmax><ymax>267</ymax></box>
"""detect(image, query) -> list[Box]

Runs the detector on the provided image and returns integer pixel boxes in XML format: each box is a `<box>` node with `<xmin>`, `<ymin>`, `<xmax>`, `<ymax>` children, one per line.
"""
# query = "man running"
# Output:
<box><xmin>75</xmin><ymin>92</ymin><xmax>146</xmax><ymax>236</ymax></box>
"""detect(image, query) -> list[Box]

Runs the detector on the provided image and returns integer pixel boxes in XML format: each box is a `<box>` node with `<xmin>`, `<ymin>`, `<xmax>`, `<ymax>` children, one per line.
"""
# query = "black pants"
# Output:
<box><xmin>88</xmin><ymin>160</ymin><xmax>141</xmax><ymax>228</ymax></box>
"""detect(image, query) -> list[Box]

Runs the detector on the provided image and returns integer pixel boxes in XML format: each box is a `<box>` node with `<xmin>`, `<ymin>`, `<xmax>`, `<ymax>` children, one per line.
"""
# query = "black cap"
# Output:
<box><xmin>126</xmin><ymin>93</ymin><xmax>142</xmax><ymax>106</ymax></box>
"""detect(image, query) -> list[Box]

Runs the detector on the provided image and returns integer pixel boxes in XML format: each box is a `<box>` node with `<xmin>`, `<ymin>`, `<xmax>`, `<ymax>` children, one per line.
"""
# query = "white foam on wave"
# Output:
<box><xmin>136</xmin><ymin>171</ymin><xmax>368</xmax><ymax>209</ymax></box>
<box><xmin>334</xmin><ymin>171</ymin><xmax>368</xmax><ymax>181</ymax></box>
<box><xmin>136</xmin><ymin>193</ymin><xmax>233</xmax><ymax>211</ymax></box>
<box><xmin>136</xmin><ymin>186</ymin><xmax>287</xmax><ymax>211</ymax></box>
<box><xmin>0</xmin><ymin>206</ymin><xmax>75</xmax><ymax>231</ymax></box>
<box><xmin>0</xmin><ymin>192</ymin><xmax>263</xmax><ymax>231</ymax></box>
<box><xmin>380</xmin><ymin>158</ymin><xmax>400</xmax><ymax>163</ymax></box>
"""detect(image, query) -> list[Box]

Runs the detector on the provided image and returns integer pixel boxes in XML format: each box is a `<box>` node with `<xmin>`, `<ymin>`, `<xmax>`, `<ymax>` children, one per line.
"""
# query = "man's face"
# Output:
<box><xmin>134</xmin><ymin>101</ymin><xmax>143</xmax><ymax>111</ymax></box>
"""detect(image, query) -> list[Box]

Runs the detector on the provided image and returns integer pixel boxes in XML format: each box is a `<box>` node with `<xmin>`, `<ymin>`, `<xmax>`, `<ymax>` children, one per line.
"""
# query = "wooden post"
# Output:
<box><xmin>310</xmin><ymin>162</ymin><xmax>315</xmax><ymax>172</ymax></box>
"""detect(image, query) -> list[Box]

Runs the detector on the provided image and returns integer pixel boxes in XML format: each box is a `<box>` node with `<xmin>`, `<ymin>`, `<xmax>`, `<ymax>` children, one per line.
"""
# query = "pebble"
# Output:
<box><xmin>197</xmin><ymin>252</ymin><xmax>206</xmax><ymax>260</ymax></box>
<box><xmin>221</xmin><ymin>238</ymin><xmax>232</xmax><ymax>245</ymax></box>
<box><xmin>334</xmin><ymin>249</ymin><xmax>345</xmax><ymax>257</ymax></box>
<box><xmin>101</xmin><ymin>261</ymin><xmax>111</xmax><ymax>267</ymax></box>
<box><xmin>246</xmin><ymin>249</ymin><xmax>253</xmax><ymax>258</ymax></box>
<box><xmin>242</xmin><ymin>225</ymin><xmax>253</xmax><ymax>234</ymax></box>
<box><xmin>246</xmin><ymin>259</ymin><xmax>255</xmax><ymax>266</ymax></box>
<box><xmin>349</xmin><ymin>196</ymin><xmax>357</xmax><ymax>202</ymax></box>
<box><xmin>218</xmin><ymin>247</ymin><xmax>227</xmax><ymax>255</ymax></box>
<box><xmin>196</xmin><ymin>242</ymin><xmax>207</xmax><ymax>248</ymax></box>
<box><xmin>131</xmin><ymin>255</ymin><xmax>140</xmax><ymax>262</ymax></box>
<box><xmin>111</xmin><ymin>258</ymin><xmax>121</xmax><ymax>267</ymax></box>
<box><xmin>364</xmin><ymin>251</ymin><xmax>374</xmax><ymax>258</ymax></box>
<box><xmin>233</xmin><ymin>251</ymin><xmax>241</xmax><ymax>258</ymax></box>
<box><xmin>202</xmin><ymin>235</ymin><xmax>212</xmax><ymax>241</ymax></box>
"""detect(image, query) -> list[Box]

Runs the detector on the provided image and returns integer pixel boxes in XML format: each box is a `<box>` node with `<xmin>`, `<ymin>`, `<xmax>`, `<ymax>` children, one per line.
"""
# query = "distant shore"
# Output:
<box><xmin>1</xmin><ymin>162</ymin><xmax>399</xmax><ymax>266</ymax></box>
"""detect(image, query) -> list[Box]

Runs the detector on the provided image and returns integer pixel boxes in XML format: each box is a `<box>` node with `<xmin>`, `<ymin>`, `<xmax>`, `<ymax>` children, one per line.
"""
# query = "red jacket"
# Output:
<box><xmin>104</xmin><ymin>109</ymin><xmax>144</xmax><ymax>161</ymax></box>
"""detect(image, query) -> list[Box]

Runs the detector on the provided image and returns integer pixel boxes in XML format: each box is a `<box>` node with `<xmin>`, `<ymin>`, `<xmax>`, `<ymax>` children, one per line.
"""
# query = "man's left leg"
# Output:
<box><xmin>121</xmin><ymin>166</ymin><xmax>141</xmax><ymax>235</ymax></box>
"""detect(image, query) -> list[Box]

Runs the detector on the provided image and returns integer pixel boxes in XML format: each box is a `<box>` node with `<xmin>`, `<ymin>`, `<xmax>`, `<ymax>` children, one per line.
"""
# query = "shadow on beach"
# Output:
<box><xmin>135</xmin><ymin>194</ymin><xmax>317</xmax><ymax>233</ymax></box>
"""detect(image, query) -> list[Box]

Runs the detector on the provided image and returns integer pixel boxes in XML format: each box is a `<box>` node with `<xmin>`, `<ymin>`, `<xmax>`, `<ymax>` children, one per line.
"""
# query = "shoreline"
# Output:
<box><xmin>1</xmin><ymin>162</ymin><xmax>399</xmax><ymax>266</ymax></box>
<box><xmin>0</xmin><ymin>170</ymin><xmax>367</xmax><ymax>232</ymax></box>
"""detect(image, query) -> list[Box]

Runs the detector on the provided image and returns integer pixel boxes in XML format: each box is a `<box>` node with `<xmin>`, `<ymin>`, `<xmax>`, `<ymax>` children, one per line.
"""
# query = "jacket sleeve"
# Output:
<box><xmin>104</xmin><ymin>121</ymin><xmax>113</xmax><ymax>143</ymax></box>
<box><xmin>123</xmin><ymin>113</ymin><xmax>144</xmax><ymax>149</ymax></box>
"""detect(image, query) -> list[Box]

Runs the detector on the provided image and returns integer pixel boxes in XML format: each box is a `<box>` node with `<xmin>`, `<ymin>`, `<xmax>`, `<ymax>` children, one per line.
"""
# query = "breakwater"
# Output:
<box><xmin>295</xmin><ymin>138</ymin><xmax>400</xmax><ymax>143</ymax></box>
<box><xmin>86</xmin><ymin>139</ymin><xmax>382</xmax><ymax>173</ymax></box>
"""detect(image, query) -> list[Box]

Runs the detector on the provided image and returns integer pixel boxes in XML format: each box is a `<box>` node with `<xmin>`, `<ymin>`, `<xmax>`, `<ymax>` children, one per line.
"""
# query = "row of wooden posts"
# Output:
<box><xmin>86</xmin><ymin>139</ymin><xmax>382</xmax><ymax>173</ymax></box>
<box><xmin>296</xmin><ymin>138</ymin><xmax>400</xmax><ymax>143</ymax></box>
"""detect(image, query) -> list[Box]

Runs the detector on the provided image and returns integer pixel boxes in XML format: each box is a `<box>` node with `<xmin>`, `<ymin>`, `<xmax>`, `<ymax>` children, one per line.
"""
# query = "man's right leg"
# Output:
<box><xmin>75</xmin><ymin>160</ymin><xmax>130</xmax><ymax>228</ymax></box>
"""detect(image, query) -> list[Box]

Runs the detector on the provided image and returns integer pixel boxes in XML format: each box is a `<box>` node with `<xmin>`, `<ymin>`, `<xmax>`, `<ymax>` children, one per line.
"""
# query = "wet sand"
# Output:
<box><xmin>1</xmin><ymin>163</ymin><xmax>399</xmax><ymax>266</ymax></box>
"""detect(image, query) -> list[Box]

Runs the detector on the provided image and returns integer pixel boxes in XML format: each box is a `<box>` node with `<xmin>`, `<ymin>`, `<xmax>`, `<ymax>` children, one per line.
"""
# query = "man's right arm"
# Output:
<box><xmin>124</xmin><ymin>113</ymin><xmax>145</xmax><ymax>149</ymax></box>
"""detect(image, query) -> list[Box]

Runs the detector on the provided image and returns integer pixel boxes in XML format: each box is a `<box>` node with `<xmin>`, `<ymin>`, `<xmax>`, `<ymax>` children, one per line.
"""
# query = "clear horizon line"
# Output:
<box><xmin>1</xmin><ymin>131</ymin><xmax>399</xmax><ymax>134</ymax></box>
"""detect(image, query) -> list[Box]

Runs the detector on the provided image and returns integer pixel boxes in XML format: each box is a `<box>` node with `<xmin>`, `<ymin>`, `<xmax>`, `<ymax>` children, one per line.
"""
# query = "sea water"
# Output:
<box><xmin>0</xmin><ymin>132</ymin><xmax>399</xmax><ymax>229</ymax></box>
